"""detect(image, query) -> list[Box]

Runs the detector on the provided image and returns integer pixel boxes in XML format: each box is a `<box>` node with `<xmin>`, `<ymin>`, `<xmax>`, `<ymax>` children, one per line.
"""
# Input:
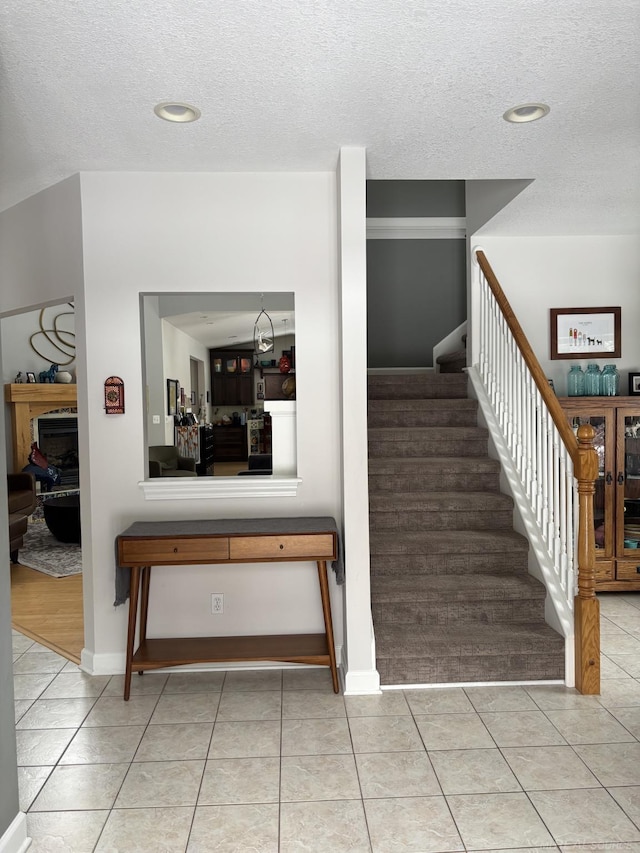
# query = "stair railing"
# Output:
<box><xmin>472</xmin><ymin>249</ymin><xmax>600</xmax><ymax>694</ymax></box>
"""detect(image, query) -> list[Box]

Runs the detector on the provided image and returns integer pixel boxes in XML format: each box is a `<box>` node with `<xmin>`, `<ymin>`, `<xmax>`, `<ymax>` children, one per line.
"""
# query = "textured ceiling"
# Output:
<box><xmin>1</xmin><ymin>0</ymin><xmax>639</xmax><ymax>234</ymax></box>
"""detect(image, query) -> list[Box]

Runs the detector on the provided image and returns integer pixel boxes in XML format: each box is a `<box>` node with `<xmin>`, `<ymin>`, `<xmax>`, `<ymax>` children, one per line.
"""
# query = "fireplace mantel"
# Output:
<box><xmin>4</xmin><ymin>383</ymin><xmax>77</xmax><ymax>473</ymax></box>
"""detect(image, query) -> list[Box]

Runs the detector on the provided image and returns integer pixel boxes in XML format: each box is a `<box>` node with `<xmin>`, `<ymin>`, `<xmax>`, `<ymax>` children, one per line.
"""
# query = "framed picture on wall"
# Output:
<box><xmin>629</xmin><ymin>373</ymin><xmax>640</xmax><ymax>396</ymax></box>
<box><xmin>550</xmin><ymin>306</ymin><xmax>621</xmax><ymax>360</ymax></box>
<box><xmin>167</xmin><ymin>379</ymin><xmax>179</xmax><ymax>415</ymax></box>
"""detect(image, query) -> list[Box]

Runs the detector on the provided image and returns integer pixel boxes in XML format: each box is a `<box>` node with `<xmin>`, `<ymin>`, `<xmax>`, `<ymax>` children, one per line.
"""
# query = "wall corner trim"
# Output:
<box><xmin>343</xmin><ymin>669</ymin><xmax>382</xmax><ymax>695</ymax></box>
<box><xmin>366</xmin><ymin>217</ymin><xmax>466</xmax><ymax>239</ymax></box>
<box><xmin>0</xmin><ymin>812</ymin><xmax>30</xmax><ymax>853</ymax></box>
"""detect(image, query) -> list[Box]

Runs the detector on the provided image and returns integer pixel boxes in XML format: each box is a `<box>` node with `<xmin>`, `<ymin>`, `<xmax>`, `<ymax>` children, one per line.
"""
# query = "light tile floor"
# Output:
<box><xmin>11</xmin><ymin>593</ymin><xmax>640</xmax><ymax>852</ymax></box>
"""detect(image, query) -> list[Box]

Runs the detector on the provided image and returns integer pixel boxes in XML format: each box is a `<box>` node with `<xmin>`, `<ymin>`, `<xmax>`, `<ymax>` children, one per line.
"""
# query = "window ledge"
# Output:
<box><xmin>139</xmin><ymin>476</ymin><xmax>302</xmax><ymax>500</ymax></box>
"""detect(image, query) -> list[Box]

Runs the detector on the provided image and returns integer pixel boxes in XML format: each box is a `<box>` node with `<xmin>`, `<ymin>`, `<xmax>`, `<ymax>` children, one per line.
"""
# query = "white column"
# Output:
<box><xmin>268</xmin><ymin>401</ymin><xmax>297</xmax><ymax>476</ymax></box>
<box><xmin>338</xmin><ymin>147</ymin><xmax>380</xmax><ymax>694</ymax></box>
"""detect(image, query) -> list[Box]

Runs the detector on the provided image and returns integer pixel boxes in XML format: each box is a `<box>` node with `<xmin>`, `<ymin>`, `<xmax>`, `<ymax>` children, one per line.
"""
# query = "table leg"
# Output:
<box><xmin>138</xmin><ymin>566</ymin><xmax>151</xmax><ymax>676</ymax></box>
<box><xmin>317</xmin><ymin>560</ymin><xmax>339</xmax><ymax>693</ymax></box>
<box><xmin>124</xmin><ymin>566</ymin><xmax>140</xmax><ymax>701</ymax></box>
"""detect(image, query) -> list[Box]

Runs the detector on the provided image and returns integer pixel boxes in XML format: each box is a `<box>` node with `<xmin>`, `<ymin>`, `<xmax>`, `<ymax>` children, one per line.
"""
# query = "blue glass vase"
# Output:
<box><xmin>601</xmin><ymin>364</ymin><xmax>619</xmax><ymax>396</ymax></box>
<box><xmin>584</xmin><ymin>364</ymin><xmax>601</xmax><ymax>396</ymax></box>
<box><xmin>567</xmin><ymin>365</ymin><xmax>585</xmax><ymax>397</ymax></box>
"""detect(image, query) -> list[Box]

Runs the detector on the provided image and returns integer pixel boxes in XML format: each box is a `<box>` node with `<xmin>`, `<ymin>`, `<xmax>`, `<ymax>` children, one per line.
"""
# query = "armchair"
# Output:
<box><xmin>148</xmin><ymin>445</ymin><xmax>198</xmax><ymax>478</ymax></box>
<box><xmin>8</xmin><ymin>472</ymin><xmax>36</xmax><ymax>563</ymax></box>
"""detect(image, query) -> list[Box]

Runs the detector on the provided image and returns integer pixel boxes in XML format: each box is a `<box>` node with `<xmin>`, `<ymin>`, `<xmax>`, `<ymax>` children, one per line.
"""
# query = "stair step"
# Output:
<box><xmin>368</xmin><ymin>373</ymin><xmax>467</xmax><ymax>400</ymax></box>
<box><xmin>368</xmin><ymin>399</ymin><xmax>478</xmax><ymax>428</ymax></box>
<box><xmin>369</xmin><ymin>529</ymin><xmax>529</xmax><ymax>576</ymax></box>
<box><xmin>375</xmin><ymin>623</ymin><xmax>565</xmax><ymax>684</ymax></box>
<box><xmin>369</xmin><ymin>426</ymin><xmax>488</xmax><ymax>458</ymax></box>
<box><xmin>368</xmin><ymin>457</ymin><xmax>500</xmax><ymax>493</ymax></box>
<box><xmin>369</xmin><ymin>491</ymin><xmax>513</xmax><ymax>531</ymax></box>
<box><xmin>371</xmin><ymin>574</ymin><xmax>547</xmax><ymax>625</ymax></box>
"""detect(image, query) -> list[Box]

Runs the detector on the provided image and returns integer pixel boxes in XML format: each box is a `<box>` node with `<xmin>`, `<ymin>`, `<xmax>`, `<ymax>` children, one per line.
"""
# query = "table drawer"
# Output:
<box><xmin>595</xmin><ymin>560</ymin><xmax>614</xmax><ymax>582</ymax></box>
<box><xmin>229</xmin><ymin>534</ymin><xmax>335</xmax><ymax>561</ymax></box>
<box><xmin>120</xmin><ymin>537</ymin><xmax>229</xmax><ymax>565</ymax></box>
<box><xmin>615</xmin><ymin>560</ymin><xmax>640</xmax><ymax>581</ymax></box>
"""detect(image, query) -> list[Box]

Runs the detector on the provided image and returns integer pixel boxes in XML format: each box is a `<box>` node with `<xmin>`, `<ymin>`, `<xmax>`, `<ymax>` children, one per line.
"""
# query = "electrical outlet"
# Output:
<box><xmin>152</xmin><ymin>415</ymin><xmax>161</xmax><ymax>424</ymax></box>
<box><xmin>211</xmin><ymin>593</ymin><xmax>224</xmax><ymax>614</ymax></box>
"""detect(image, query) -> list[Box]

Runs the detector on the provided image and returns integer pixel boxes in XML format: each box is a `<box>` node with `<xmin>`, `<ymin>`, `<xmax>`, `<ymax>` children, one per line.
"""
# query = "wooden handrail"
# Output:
<box><xmin>475</xmin><ymin>251</ymin><xmax>579</xmax><ymax>463</ymax></box>
<box><xmin>475</xmin><ymin>249</ymin><xmax>600</xmax><ymax>694</ymax></box>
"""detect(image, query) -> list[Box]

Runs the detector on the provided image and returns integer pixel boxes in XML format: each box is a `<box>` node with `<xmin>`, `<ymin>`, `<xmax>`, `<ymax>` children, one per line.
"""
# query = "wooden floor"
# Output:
<box><xmin>10</xmin><ymin>562</ymin><xmax>84</xmax><ymax>663</ymax></box>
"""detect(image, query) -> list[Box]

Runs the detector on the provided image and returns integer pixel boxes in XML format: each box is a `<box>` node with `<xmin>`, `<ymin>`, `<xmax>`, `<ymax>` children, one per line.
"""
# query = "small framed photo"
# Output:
<box><xmin>166</xmin><ymin>379</ymin><xmax>179</xmax><ymax>415</ymax></box>
<box><xmin>26</xmin><ymin>371</ymin><xmax>36</xmax><ymax>383</ymax></box>
<box><xmin>547</xmin><ymin>379</ymin><xmax>555</xmax><ymax>392</ymax></box>
<box><xmin>629</xmin><ymin>373</ymin><xmax>640</xmax><ymax>396</ymax></box>
<box><xmin>190</xmin><ymin>391</ymin><xmax>196</xmax><ymax>405</ymax></box>
<box><xmin>180</xmin><ymin>387</ymin><xmax>185</xmax><ymax>407</ymax></box>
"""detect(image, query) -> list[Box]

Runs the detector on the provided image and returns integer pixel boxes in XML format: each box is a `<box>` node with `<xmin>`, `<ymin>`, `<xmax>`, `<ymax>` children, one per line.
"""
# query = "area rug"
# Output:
<box><xmin>18</xmin><ymin>522</ymin><xmax>82</xmax><ymax>578</ymax></box>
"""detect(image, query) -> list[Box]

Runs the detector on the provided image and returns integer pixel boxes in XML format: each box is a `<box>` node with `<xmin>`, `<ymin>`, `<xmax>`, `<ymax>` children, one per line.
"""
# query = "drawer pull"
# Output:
<box><xmin>636</xmin><ymin>566</ymin><xmax>640</xmax><ymax>574</ymax></box>
<box><xmin>279</xmin><ymin>544</ymin><xmax>284</xmax><ymax>550</ymax></box>
<box><xmin>173</xmin><ymin>547</ymin><xmax>178</xmax><ymax>553</ymax></box>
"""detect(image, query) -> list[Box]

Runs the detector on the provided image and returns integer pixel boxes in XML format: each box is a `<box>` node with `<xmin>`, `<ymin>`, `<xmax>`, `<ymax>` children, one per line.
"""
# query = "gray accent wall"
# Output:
<box><xmin>367</xmin><ymin>180</ymin><xmax>465</xmax><ymax>217</ymax></box>
<box><xmin>0</xmin><ymin>323</ymin><xmax>20</xmax><ymax>839</ymax></box>
<box><xmin>367</xmin><ymin>180</ymin><xmax>467</xmax><ymax>369</ymax></box>
<box><xmin>367</xmin><ymin>238</ymin><xmax>466</xmax><ymax>368</ymax></box>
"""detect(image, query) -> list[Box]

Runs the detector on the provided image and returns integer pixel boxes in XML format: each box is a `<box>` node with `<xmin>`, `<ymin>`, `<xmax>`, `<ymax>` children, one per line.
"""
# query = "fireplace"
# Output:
<box><xmin>34</xmin><ymin>415</ymin><xmax>79</xmax><ymax>487</ymax></box>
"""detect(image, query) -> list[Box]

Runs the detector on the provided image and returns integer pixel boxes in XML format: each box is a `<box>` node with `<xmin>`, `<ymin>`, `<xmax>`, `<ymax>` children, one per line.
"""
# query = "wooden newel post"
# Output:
<box><xmin>574</xmin><ymin>423</ymin><xmax>600</xmax><ymax>695</ymax></box>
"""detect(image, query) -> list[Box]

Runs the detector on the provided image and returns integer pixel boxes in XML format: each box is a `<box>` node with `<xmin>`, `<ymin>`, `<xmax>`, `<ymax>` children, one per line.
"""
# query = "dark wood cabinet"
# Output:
<box><xmin>210</xmin><ymin>350</ymin><xmax>254</xmax><ymax>406</ymax></box>
<box><xmin>212</xmin><ymin>425</ymin><xmax>248</xmax><ymax>462</ymax></box>
<box><xmin>196</xmin><ymin>424</ymin><xmax>215</xmax><ymax>476</ymax></box>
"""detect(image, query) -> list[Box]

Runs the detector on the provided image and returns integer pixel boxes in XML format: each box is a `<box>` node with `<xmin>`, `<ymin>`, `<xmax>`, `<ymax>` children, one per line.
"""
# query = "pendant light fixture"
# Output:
<box><xmin>253</xmin><ymin>295</ymin><xmax>274</xmax><ymax>354</ymax></box>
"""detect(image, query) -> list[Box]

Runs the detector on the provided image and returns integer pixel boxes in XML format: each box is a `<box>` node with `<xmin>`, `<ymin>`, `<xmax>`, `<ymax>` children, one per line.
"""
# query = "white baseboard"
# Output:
<box><xmin>0</xmin><ymin>812</ymin><xmax>30</xmax><ymax>853</ymax></box>
<box><xmin>80</xmin><ymin>649</ymin><xmax>124</xmax><ymax>675</ymax></box>
<box><xmin>343</xmin><ymin>668</ymin><xmax>381</xmax><ymax>695</ymax></box>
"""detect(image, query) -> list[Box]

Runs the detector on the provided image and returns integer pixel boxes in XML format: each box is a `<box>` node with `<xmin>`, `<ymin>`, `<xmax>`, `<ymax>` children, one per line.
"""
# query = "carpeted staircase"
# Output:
<box><xmin>368</xmin><ymin>372</ymin><xmax>565</xmax><ymax>685</ymax></box>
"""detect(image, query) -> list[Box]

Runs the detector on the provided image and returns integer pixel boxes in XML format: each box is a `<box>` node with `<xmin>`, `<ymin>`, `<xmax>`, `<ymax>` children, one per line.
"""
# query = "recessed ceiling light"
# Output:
<box><xmin>154</xmin><ymin>102</ymin><xmax>201</xmax><ymax>123</ymax></box>
<box><xmin>503</xmin><ymin>103</ymin><xmax>550</xmax><ymax>123</ymax></box>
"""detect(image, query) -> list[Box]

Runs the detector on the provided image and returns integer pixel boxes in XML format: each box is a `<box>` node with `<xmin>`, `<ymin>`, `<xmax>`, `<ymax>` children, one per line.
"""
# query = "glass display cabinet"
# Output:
<box><xmin>561</xmin><ymin>397</ymin><xmax>640</xmax><ymax>591</ymax></box>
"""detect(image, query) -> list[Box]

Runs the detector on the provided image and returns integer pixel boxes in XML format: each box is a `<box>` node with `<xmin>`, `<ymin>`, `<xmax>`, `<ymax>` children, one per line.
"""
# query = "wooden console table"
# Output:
<box><xmin>116</xmin><ymin>517</ymin><xmax>340</xmax><ymax>699</ymax></box>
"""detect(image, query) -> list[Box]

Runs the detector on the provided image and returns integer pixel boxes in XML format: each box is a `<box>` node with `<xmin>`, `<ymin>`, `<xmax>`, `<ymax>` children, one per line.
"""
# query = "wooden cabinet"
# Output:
<box><xmin>210</xmin><ymin>350</ymin><xmax>254</xmax><ymax>406</ymax></box>
<box><xmin>561</xmin><ymin>397</ymin><xmax>640</xmax><ymax>590</ymax></box>
<box><xmin>196</xmin><ymin>424</ymin><xmax>214</xmax><ymax>476</ymax></box>
<box><xmin>212</xmin><ymin>425</ymin><xmax>248</xmax><ymax>462</ymax></box>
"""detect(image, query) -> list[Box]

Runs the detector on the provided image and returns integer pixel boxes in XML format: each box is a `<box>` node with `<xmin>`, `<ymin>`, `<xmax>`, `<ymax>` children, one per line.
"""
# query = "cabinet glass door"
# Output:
<box><xmin>619</xmin><ymin>410</ymin><xmax>640</xmax><ymax>554</ymax></box>
<box><xmin>567</xmin><ymin>411</ymin><xmax>613</xmax><ymax>558</ymax></box>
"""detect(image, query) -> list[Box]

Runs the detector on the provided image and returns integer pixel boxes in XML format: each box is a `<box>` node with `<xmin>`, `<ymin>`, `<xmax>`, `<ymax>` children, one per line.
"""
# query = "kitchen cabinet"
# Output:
<box><xmin>212</xmin><ymin>425</ymin><xmax>248</xmax><ymax>462</ymax></box>
<box><xmin>561</xmin><ymin>397</ymin><xmax>640</xmax><ymax>591</ymax></box>
<box><xmin>210</xmin><ymin>350</ymin><xmax>254</xmax><ymax>406</ymax></box>
<box><xmin>196</xmin><ymin>424</ymin><xmax>215</xmax><ymax>476</ymax></box>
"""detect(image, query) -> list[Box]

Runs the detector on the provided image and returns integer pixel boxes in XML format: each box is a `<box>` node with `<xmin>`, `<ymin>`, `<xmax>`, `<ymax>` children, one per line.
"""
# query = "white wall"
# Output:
<box><xmin>77</xmin><ymin>172</ymin><xmax>343</xmax><ymax>671</ymax></box>
<box><xmin>0</xmin><ymin>175</ymin><xmax>83</xmax><ymax>853</ymax></box>
<box><xmin>160</xmin><ymin>320</ymin><xmax>210</xmax><ymax>444</ymax></box>
<box><xmin>475</xmin><ymin>236</ymin><xmax>640</xmax><ymax>396</ymax></box>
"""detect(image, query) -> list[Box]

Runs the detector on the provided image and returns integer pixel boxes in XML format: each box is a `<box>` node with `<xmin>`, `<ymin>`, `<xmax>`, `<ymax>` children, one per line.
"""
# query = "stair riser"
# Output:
<box><xmin>368</xmin><ymin>411</ymin><xmax>478</xmax><ymax>428</ymax></box>
<box><xmin>369</xmin><ymin>553</ymin><xmax>529</xmax><ymax>576</ymax></box>
<box><xmin>376</xmin><ymin>653</ymin><xmax>564</xmax><ymax>685</ymax></box>
<box><xmin>368</xmin><ymin>375</ymin><xmax>467</xmax><ymax>395</ymax></box>
<box><xmin>369</xmin><ymin>439</ymin><xmax>488</xmax><ymax>458</ymax></box>
<box><xmin>372</xmin><ymin>598</ymin><xmax>547</xmax><ymax>626</ymax></box>
<box><xmin>368</xmin><ymin>386</ymin><xmax>466</xmax><ymax>400</ymax></box>
<box><xmin>368</xmin><ymin>473</ymin><xmax>500</xmax><ymax>492</ymax></box>
<box><xmin>370</xmin><ymin>511</ymin><xmax>513</xmax><ymax>531</ymax></box>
